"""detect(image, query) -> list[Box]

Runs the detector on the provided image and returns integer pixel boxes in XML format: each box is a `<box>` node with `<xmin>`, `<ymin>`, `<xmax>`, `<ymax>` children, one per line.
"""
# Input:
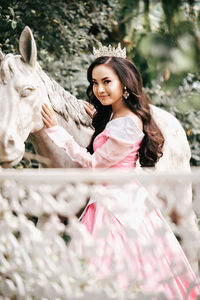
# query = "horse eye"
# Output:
<box><xmin>20</xmin><ymin>88</ymin><xmax>33</xmax><ymax>98</ymax></box>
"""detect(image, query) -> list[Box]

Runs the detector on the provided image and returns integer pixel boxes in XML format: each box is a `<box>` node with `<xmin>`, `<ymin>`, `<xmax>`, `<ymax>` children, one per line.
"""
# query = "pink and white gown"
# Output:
<box><xmin>45</xmin><ymin>117</ymin><xmax>200</xmax><ymax>298</ymax></box>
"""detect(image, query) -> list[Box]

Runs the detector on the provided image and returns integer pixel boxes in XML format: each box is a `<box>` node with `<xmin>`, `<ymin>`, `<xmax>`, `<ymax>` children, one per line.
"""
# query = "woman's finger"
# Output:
<box><xmin>42</xmin><ymin>104</ymin><xmax>54</xmax><ymax>116</ymax></box>
<box><xmin>41</xmin><ymin>104</ymin><xmax>58</xmax><ymax>127</ymax></box>
<box><xmin>41</xmin><ymin>111</ymin><xmax>51</xmax><ymax>128</ymax></box>
<box><xmin>82</xmin><ymin>101</ymin><xmax>96</xmax><ymax>118</ymax></box>
<box><xmin>42</xmin><ymin>117</ymin><xmax>51</xmax><ymax>128</ymax></box>
<box><xmin>41</xmin><ymin>110</ymin><xmax>53</xmax><ymax>123</ymax></box>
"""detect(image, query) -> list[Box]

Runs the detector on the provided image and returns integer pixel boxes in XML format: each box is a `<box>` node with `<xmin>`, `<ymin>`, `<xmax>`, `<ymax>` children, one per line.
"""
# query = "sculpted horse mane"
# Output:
<box><xmin>36</xmin><ymin>65</ymin><xmax>92</xmax><ymax>128</ymax></box>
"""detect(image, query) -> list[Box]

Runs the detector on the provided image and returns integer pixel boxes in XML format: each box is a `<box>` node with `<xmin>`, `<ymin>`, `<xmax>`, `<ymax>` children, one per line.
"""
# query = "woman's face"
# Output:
<box><xmin>92</xmin><ymin>64</ymin><xmax>124</xmax><ymax>107</ymax></box>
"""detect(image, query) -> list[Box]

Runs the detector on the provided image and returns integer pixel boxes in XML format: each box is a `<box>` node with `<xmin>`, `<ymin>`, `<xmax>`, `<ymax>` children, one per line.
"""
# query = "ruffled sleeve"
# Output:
<box><xmin>44</xmin><ymin>117</ymin><xmax>144</xmax><ymax>169</ymax></box>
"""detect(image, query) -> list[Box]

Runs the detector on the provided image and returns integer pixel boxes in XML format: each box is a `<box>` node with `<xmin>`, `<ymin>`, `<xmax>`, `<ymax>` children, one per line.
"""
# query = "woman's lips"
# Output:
<box><xmin>98</xmin><ymin>95</ymin><xmax>109</xmax><ymax>98</ymax></box>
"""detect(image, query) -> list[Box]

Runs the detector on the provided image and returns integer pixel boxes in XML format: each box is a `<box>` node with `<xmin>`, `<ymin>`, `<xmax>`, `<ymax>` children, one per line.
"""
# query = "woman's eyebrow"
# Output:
<box><xmin>92</xmin><ymin>76</ymin><xmax>111</xmax><ymax>81</ymax></box>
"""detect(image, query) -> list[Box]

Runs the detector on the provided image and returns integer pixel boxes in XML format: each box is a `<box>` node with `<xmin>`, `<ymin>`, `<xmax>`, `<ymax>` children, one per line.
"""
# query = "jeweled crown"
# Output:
<box><xmin>93</xmin><ymin>42</ymin><xmax>126</xmax><ymax>59</ymax></box>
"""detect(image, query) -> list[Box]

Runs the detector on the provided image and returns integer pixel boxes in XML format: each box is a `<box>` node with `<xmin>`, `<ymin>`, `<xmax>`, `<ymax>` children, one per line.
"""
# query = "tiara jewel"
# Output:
<box><xmin>93</xmin><ymin>42</ymin><xmax>126</xmax><ymax>59</ymax></box>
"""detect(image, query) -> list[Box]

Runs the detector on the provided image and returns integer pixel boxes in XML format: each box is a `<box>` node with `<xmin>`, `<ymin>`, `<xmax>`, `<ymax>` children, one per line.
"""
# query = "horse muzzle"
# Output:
<box><xmin>0</xmin><ymin>154</ymin><xmax>24</xmax><ymax>168</ymax></box>
<box><xmin>0</xmin><ymin>135</ymin><xmax>25</xmax><ymax>168</ymax></box>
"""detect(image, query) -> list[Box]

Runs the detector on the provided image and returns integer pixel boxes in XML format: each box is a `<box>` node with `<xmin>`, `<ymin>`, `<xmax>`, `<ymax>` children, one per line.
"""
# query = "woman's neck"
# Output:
<box><xmin>111</xmin><ymin>98</ymin><xmax>129</xmax><ymax>118</ymax></box>
<box><xmin>111</xmin><ymin>105</ymin><xmax>133</xmax><ymax>120</ymax></box>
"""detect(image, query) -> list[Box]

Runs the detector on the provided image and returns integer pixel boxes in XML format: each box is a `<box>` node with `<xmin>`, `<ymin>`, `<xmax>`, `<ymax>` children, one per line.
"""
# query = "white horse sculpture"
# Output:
<box><xmin>0</xmin><ymin>27</ymin><xmax>199</xmax><ymax>270</ymax></box>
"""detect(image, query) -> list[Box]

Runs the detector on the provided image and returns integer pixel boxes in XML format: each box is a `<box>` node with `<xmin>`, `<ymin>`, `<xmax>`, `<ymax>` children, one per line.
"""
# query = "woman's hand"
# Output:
<box><xmin>82</xmin><ymin>100</ymin><xmax>96</xmax><ymax>119</ymax></box>
<box><xmin>41</xmin><ymin>104</ymin><xmax>58</xmax><ymax>128</ymax></box>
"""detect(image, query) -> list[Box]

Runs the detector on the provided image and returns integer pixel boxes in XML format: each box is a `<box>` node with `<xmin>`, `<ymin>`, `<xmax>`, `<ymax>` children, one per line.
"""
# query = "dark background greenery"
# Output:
<box><xmin>0</xmin><ymin>0</ymin><xmax>199</xmax><ymax>167</ymax></box>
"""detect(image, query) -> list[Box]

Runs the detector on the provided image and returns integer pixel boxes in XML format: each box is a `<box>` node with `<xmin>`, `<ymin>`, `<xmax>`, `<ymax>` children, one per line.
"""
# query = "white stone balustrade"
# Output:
<box><xmin>0</xmin><ymin>168</ymin><xmax>199</xmax><ymax>299</ymax></box>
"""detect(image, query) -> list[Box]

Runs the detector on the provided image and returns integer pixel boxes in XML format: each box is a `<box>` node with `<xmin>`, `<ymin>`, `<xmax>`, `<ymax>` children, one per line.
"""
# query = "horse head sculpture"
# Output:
<box><xmin>0</xmin><ymin>28</ymin><xmax>39</xmax><ymax>166</ymax></box>
<box><xmin>0</xmin><ymin>26</ymin><xmax>92</xmax><ymax>168</ymax></box>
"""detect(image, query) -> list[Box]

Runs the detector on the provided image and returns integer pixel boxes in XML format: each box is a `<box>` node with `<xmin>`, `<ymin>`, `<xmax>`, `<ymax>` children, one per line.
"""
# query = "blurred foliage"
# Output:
<box><xmin>0</xmin><ymin>0</ymin><xmax>119</xmax><ymax>94</ymax></box>
<box><xmin>117</xmin><ymin>0</ymin><xmax>200</xmax><ymax>166</ymax></box>
<box><xmin>118</xmin><ymin>0</ymin><xmax>200</xmax><ymax>87</ymax></box>
<box><xmin>1</xmin><ymin>0</ymin><xmax>199</xmax><ymax>167</ymax></box>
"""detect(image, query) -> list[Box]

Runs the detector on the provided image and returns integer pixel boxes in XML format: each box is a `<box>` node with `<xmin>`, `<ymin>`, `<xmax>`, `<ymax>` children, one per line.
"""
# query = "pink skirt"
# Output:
<box><xmin>81</xmin><ymin>202</ymin><xmax>200</xmax><ymax>298</ymax></box>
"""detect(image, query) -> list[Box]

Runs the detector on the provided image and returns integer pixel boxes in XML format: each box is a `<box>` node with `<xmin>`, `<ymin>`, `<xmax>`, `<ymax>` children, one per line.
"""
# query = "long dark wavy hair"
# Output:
<box><xmin>86</xmin><ymin>56</ymin><xmax>164</xmax><ymax>167</ymax></box>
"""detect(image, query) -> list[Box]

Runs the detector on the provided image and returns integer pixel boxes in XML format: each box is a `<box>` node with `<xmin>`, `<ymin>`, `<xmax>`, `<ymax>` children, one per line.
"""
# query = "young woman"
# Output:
<box><xmin>42</xmin><ymin>51</ymin><xmax>200</xmax><ymax>298</ymax></box>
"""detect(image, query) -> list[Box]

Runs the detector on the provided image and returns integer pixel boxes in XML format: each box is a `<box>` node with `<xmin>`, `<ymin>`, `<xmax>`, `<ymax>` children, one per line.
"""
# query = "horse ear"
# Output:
<box><xmin>0</xmin><ymin>48</ymin><xmax>4</xmax><ymax>61</ymax></box>
<box><xmin>19</xmin><ymin>26</ymin><xmax>37</xmax><ymax>67</ymax></box>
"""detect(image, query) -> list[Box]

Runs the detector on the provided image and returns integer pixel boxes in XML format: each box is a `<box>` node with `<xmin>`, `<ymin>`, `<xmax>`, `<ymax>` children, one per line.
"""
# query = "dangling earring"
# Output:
<box><xmin>123</xmin><ymin>86</ymin><xmax>129</xmax><ymax>99</ymax></box>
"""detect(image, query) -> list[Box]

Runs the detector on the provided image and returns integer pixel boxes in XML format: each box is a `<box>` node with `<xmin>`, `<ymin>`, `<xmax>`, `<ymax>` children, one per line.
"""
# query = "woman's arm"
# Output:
<box><xmin>42</xmin><ymin>104</ymin><xmax>141</xmax><ymax>169</ymax></box>
<box><xmin>45</xmin><ymin>125</ymin><xmax>137</xmax><ymax>168</ymax></box>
